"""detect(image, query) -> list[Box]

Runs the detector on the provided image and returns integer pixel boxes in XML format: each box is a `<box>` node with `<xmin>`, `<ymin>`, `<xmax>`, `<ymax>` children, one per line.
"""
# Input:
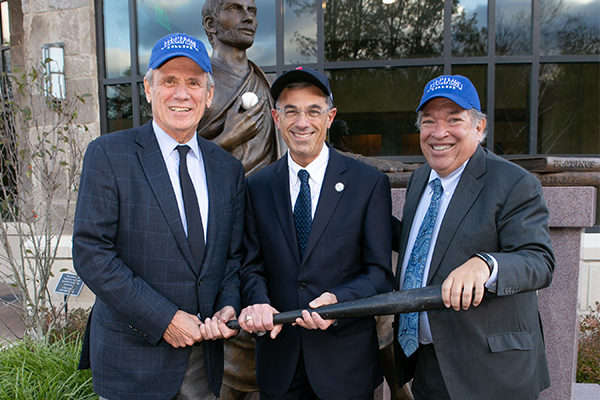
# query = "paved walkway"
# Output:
<box><xmin>0</xmin><ymin>282</ymin><xmax>25</xmax><ymax>343</ymax></box>
<box><xmin>574</xmin><ymin>383</ymin><xmax>600</xmax><ymax>400</ymax></box>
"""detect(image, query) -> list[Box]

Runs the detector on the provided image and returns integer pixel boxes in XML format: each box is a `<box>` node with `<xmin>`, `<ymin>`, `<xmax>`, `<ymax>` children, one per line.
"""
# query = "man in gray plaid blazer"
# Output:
<box><xmin>73</xmin><ymin>33</ymin><xmax>244</xmax><ymax>399</ymax></box>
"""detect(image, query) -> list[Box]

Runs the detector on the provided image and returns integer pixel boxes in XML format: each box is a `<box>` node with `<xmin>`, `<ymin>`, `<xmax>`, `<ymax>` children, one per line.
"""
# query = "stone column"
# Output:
<box><xmin>539</xmin><ymin>187</ymin><xmax>596</xmax><ymax>400</ymax></box>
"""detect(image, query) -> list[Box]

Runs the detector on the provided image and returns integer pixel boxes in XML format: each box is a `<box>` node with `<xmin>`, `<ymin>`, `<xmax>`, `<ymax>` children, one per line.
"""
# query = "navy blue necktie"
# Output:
<box><xmin>294</xmin><ymin>169</ymin><xmax>312</xmax><ymax>258</ymax></box>
<box><xmin>176</xmin><ymin>145</ymin><xmax>206</xmax><ymax>270</ymax></box>
<box><xmin>398</xmin><ymin>178</ymin><xmax>443</xmax><ymax>357</ymax></box>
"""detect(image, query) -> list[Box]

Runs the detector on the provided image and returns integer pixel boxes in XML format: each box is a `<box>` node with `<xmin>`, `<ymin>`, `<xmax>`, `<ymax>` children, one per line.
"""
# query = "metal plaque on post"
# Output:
<box><xmin>54</xmin><ymin>272</ymin><xmax>84</xmax><ymax>297</ymax></box>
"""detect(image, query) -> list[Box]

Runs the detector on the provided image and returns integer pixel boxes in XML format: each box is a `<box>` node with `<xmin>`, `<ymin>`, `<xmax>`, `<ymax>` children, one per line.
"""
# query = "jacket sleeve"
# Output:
<box><xmin>72</xmin><ymin>140</ymin><xmax>178</xmax><ymax>345</ymax></box>
<box><xmin>490</xmin><ymin>172</ymin><xmax>555</xmax><ymax>295</ymax></box>
<box><xmin>240</xmin><ymin>187</ymin><xmax>272</xmax><ymax>307</ymax></box>
<box><xmin>214</xmin><ymin>160</ymin><xmax>245</xmax><ymax>314</ymax></box>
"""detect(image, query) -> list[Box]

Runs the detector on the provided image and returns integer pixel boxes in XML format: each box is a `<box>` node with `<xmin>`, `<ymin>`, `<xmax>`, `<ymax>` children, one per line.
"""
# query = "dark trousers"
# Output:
<box><xmin>99</xmin><ymin>345</ymin><xmax>214</xmax><ymax>400</ymax></box>
<box><xmin>411</xmin><ymin>344</ymin><xmax>451</xmax><ymax>400</ymax></box>
<box><xmin>260</xmin><ymin>353</ymin><xmax>373</xmax><ymax>400</ymax></box>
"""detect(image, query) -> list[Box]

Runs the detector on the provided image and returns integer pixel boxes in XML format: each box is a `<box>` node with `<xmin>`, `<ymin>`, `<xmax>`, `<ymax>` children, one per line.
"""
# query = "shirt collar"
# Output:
<box><xmin>428</xmin><ymin>159</ymin><xmax>468</xmax><ymax>193</ymax></box>
<box><xmin>287</xmin><ymin>143</ymin><xmax>330</xmax><ymax>182</ymax></box>
<box><xmin>153</xmin><ymin>120</ymin><xmax>201</xmax><ymax>160</ymax></box>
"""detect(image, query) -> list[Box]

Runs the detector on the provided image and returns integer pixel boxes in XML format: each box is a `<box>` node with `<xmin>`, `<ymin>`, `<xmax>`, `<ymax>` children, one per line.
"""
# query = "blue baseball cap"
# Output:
<box><xmin>416</xmin><ymin>75</ymin><xmax>481</xmax><ymax>112</ymax></box>
<box><xmin>270</xmin><ymin>67</ymin><xmax>333</xmax><ymax>104</ymax></box>
<box><xmin>148</xmin><ymin>33</ymin><xmax>212</xmax><ymax>74</ymax></box>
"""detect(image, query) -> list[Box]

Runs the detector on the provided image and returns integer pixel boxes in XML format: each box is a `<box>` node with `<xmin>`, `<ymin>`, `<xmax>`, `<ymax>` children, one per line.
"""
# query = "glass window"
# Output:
<box><xmin>494</xmin><ymin>64</ymin><xmax>531</xmax><ymax>155</ymax></box>
<box><xmin>452</xmin><ymin>0</ymin><xmax>487</xmax><ymax>56</ymax></box>
<box><xmin>97</xmin><ymin>0</ymin><xmax>600</xmax><ymax>163</ymax></box>
<box><xmin>139</xmin><ymin>82</ymin><xmax>152</xmax><ymax>126</ymax></box>
<box><xmin>496</xmin><ymin>0</ymin><xmax>532</xmax><ymax>55</ymax></box>
<box><xmin>136</xmin><ymin>0</ymin><xmax>209</xmax><ymax>76</ymax></box>
<box><xmin>1</xmin><ymin>1</ymin><xmax>9</xmax><ymax>45</ymax></box>
<box><xmin>324</xmin><ymin>0</ymin><xmax>444</xmax><ymax>61</ymax></box>
<box><xmin>541</xmin><ymin>0</ymin><xmax>600</xmax><ymax>56</ymax></box>
<box><xmin>248</xmin><ymin>0</ymin><xmax>276</xmax><ymax>66</ymax></box>
<box><xmin>104</xmin><ymin>0</ymin><xmax>131</xmax><ymax>78</ymax></box>
<box><xmin>284</xmin><ymin>0</ymin><xmax>317</xmax><ymax>64</ymax></box>
<box><xmin>538</xmin><ymin>63</ymin><xmax>599</xmax><ymax>154</ymax></box>
<box><xmin>328</xmin><ymin>66</ymin><xmax>443</xmax><ymax>156</ymax></box>
<box><xmin>106</xmin><ymin>84</ymin><xmax>133</xmax><ymax>133</ymax></box>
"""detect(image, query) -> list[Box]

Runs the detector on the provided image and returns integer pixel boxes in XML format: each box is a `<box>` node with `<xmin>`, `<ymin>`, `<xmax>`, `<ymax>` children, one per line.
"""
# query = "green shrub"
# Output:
<box><xmin>0</xmin><ymin>334</ymin><xmax>95</xmax><ymax>399</ymax></box>
<box><xmin>577</xmin><ymin>301</ymin><xmax>600</xmax><ymax>384</ymax></box>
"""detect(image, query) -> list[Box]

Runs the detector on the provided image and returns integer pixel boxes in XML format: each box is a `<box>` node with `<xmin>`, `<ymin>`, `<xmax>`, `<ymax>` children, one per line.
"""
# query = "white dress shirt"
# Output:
<box><xmin>153</xmin><ymin>120</ymin><xmax>209</xmax><ymax>241</ymax></box>
<box><xmin>287</xmin><ymin>145</ymin><xmax>330</xmax><ymax>218</ymax></box>
<box><xmin>400</xmin><ymin>160</ymin><xmax>498</xmax><ymax>344</ymax></box>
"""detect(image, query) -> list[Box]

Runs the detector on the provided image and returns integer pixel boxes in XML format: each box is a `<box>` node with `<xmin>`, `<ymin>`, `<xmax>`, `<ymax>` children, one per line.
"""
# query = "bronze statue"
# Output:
<box><xmin>200</xmin><ymin>0</ymin><xmax>285</xmax><ymax>175</ymax></box>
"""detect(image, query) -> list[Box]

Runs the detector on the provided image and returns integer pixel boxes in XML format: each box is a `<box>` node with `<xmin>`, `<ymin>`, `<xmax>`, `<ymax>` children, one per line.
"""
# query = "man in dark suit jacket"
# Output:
<box><xmin>238</xmin><ymin>67</ymin><xmax>394</xmax><ymax>399</ymax></box>
<box><xmin>73</xmin><ymin>33</ymin><xmax>244</xmax><ymax>399</ymax></box>
<box><xmin>394</xmin><ymin>75</ymin><xmax>555</xmax><ymax>399</ymax></box>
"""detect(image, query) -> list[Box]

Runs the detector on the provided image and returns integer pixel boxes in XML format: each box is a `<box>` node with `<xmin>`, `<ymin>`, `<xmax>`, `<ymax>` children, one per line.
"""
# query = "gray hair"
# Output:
<box><xmin>144</xmin><ymin>67</ymin><xmax>215</xmax><ymax>90</ymax></box>
<box><xmin>416</xmin><ymin>108</ymin><xmax>488</xmax><ymax>140</ymax></box>
<box><xmin>274</xmin><ymin>81</ymin><xmax>334</xmax><ymax>109</ymax></box>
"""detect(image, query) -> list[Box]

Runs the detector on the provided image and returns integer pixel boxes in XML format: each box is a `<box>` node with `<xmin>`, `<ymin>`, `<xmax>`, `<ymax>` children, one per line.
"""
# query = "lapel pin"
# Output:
<box><xmin>335</xmin><ymin>182</ymin><xmax>345</xmax><ymax>192</ymax></box>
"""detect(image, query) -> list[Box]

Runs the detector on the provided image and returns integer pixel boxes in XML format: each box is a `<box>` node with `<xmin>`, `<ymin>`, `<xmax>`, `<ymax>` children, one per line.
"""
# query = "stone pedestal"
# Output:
<box><xmin>539</xmin><ymin>187</ymin><xmax>596</xmax><ymax>400</ymax></box>
<box><xmin>389</xmin><ymin>186</ymin><xmax>597</xmax><ymax>400</ymax></box>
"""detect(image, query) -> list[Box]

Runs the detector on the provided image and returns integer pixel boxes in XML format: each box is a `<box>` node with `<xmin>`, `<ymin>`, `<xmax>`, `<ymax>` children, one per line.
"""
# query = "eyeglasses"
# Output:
<box><xmin>276</xmin><ymin>107</ymin><xmax>331</xmax><ymax>121</ymax></box>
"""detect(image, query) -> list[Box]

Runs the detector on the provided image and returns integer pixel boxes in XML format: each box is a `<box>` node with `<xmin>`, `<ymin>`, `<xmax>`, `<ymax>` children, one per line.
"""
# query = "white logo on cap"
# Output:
<box><xmin>426</xmin><ymin>77</ymin><xmax>463</xmax><ymax>93</ymax></box>
<box><xmin>160</xmin><ymin>35</ymin><xmax>199</xmax><ymax>53</ymax></box>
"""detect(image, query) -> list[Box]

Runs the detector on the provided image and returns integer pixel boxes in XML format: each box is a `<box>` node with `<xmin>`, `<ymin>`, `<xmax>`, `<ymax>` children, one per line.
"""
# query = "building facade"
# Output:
<box><xmin>96</xmin><ymin>0</ymin><xmax>600</xmax><ymax>163</ymax></box>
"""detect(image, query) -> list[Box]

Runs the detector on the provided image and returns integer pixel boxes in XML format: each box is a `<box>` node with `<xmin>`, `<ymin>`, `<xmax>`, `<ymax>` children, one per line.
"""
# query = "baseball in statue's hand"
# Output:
<box><xmin>241</xmin><ymin>92</ymin><xmax>259</xmax><ymax>110</ymax></box>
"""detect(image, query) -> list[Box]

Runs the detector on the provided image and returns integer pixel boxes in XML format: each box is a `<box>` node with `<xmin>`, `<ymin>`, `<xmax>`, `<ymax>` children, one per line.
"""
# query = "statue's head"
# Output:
<box><xmin>202</xmin><ymin>0</ymin><xmax>257</xmax><ymax>51</ymax></box>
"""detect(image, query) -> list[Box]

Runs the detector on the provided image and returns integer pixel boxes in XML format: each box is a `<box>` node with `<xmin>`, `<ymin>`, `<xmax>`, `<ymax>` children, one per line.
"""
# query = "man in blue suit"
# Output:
<box><xmin>73</xmin><ymin>33</ymin><xmax>244</xmax><ymax>399</ymax></box>
<box><xmin>394</xmin><ymin>75</ymin><xmax>555</xmax><ymax>399</ymax></box>
<box><xmin>238</xmin><ymin>67</ymin><xmax>394</xmax><ymax>399</ymax></box>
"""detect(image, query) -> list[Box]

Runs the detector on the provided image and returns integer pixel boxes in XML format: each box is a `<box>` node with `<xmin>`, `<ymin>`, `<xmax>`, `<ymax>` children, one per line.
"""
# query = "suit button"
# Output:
<box><xmin>298</xmin><ymin>282</ymin><xmax>306</xmax><ymax>290</ymax></box>
<box><xmin>198</xmin><ymin>280</ymin><xmax>202</xmax><ymax>286</ymax></box>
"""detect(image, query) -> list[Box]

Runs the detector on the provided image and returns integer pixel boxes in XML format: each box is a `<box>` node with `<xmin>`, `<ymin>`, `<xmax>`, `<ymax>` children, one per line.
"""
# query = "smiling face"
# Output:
<box><xmin>419</xmin><ymin>97</ymin><xmax>485</xmax><ymax>177</ymax></box>
<box><xmin>272</xmin><ymin>85</ymin><xmax>337</xmax><ymax>167</ymax></box>
<box><xmin>212</xmin><ymin>0</ymin><xmax>257</xmax><ymax>50</ymax></box>
<box><xmin>144</xmin><ymin>57</ymin><xmax>214</xmax><ymax>143</ymax></box>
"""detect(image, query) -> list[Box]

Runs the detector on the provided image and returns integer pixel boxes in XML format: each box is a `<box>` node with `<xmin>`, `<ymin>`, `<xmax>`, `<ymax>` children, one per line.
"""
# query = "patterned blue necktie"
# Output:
<box><xmin>398</xmin><ymin>178</ymin><xmax>443</xmax><ymax>357</ymax></box>
<box><xmin>294</xmin><ymin>169</ymin><xmax>312</xmax><ymax>258</ymax></box>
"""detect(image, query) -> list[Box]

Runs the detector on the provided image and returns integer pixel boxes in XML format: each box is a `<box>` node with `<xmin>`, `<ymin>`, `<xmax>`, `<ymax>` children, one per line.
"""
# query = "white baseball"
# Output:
<box><xmin>241</xmin><ymin>92</ymin><xmax>259</xmax><ymax>110</ymax></box>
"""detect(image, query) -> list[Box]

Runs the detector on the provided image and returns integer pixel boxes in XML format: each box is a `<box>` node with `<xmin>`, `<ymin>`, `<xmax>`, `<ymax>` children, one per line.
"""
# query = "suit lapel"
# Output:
<box><xmin>197</xmin><ymin>138</ymin><xmax>223</xmax><ymax>279</ymax></box>
<box><xmin>270</xmin><ymin>157</ymin><xmax>301</xmax><ymax>263</ymax></box>
<box><xmin>395</xmin><ymin>167</ymin><xmax>429</xmax><ymax>287</ymax></box>
<box><xmin>135</xmin><ymin>122</ymin><xmax>197</xmax><ymax>275</ymax></box>
<box><xmin>301</xmin><ymin>149</ymin><xmax>347</xmax><ymax>265</ymax></box>
<box><xmin>427</xmin><ymin>146</ymin><xmax>486</xmax><ymax>283</ymax></box>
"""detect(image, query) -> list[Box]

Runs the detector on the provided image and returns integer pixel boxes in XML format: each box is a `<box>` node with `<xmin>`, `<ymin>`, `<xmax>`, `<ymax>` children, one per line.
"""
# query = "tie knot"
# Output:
<box><xmin>298</xmin><ymin>169</ymin><xmax>310</xmax><ymax>185</ymax></box>
<box><xmin>176</xmin><ymin>145</ymin><xmax>191</xmax><ymax>158</ymax></box>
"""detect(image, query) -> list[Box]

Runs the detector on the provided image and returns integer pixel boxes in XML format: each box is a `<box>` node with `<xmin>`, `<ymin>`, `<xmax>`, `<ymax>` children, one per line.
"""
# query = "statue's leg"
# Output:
<box><xmin>380</xmin><ymin>342</ymin><xmax>414</xmax><ymax>400</ymax></box>
<box><xmin>223</xmin><ymin>332</ymin><xmax>260</xmax><ymax>399</ymax></box>
<box><xmin>219</xmin><ymin>385</ymin><xmax>259</xmax><ymax>400</ymax></box>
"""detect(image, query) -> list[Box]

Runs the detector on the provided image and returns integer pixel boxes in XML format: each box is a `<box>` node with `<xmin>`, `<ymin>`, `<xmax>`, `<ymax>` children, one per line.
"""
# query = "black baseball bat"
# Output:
<box><xmin>227</xmin><ymin>285</ymin><xmax>444</xmax><ymax>330</ymax></box>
